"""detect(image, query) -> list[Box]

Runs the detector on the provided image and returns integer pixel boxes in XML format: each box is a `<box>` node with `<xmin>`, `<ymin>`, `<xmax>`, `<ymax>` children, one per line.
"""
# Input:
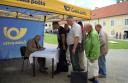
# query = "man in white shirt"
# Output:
<box><xmin>66</xmin><ymin>16</ymin><xmax>82</xmax><ymax>71</ymax></box>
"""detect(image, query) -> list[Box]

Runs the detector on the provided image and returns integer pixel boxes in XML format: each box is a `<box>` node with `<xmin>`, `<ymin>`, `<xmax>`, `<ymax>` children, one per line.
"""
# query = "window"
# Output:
<box><xmin>103</xmin><ymin>21</ymin><xmax>106</xmax><ymax>26</ymax></box>
<box><xmin>125</xmin><ymin>19</ymin><xmax>128</xmax><ymax>25</ymax></box>
<box><xmin>111</xmin><ymin>20</ymin><xmax>114</xmax><ymax>26</ymax></box>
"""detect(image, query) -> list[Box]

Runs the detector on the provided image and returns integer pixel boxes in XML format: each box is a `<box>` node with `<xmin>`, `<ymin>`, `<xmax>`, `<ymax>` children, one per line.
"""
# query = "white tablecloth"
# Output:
<box><xmin>29</xmin><ymin>47</ymin><xmax>58</xmax><ymax>64</ymax></box>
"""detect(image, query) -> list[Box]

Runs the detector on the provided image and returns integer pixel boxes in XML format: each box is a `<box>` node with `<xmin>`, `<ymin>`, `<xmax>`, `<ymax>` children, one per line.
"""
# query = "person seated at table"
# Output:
<box><xmin>25</xmin><ymin>35</ymin><xmax>47</xmax><ymax>73</ymax></box>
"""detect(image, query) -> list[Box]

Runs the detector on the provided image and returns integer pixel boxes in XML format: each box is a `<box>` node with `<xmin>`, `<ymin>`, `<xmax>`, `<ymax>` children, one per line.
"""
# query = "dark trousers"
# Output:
<box><xmin>69</xmin><ymin>44</ymin><xmax>81</xmax><ymax>71</ymax></box>
<box><xmin>56</xmin><ymin>48</ymin><xmax>68</xmax><ymax>72</ymax></box>
<box><xmin>37</xmin><ymin>58</ymin><xmax>46</xmax><ymax>69</ymax></box>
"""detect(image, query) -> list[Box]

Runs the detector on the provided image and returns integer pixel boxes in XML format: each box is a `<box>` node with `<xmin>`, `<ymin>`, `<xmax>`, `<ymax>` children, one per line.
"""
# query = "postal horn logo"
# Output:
<box><xmin>4</xmin><ymin>27</ymin><xmax>27</xmax><ymax>40</ymax></box>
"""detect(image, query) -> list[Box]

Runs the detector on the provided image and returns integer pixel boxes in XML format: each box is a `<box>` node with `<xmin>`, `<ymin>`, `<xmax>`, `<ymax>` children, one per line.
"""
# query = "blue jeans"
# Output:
<box><xmin>98</xmin><ymin>55</ymin><xmax>106</xmax><ymax>76</ymax></box>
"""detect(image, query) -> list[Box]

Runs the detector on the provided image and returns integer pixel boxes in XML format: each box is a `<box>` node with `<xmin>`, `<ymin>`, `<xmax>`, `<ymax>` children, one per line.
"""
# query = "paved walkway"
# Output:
<box><xmin>99</xmin><ymin>49</ymin><xmax>128</xmax><ymax>83</ymax></box>
<box><xmin>0</xmin><ymin>49</ymin><xmax>128</xmax><ymax>83</ymax></box>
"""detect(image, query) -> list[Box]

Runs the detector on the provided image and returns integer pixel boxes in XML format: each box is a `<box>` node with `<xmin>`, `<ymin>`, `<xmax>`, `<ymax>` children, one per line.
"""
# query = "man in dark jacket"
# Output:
<box><xmin>53</xmin><ymin>22</ymin><xmax>68</xmax><ymax>74</ymax></box>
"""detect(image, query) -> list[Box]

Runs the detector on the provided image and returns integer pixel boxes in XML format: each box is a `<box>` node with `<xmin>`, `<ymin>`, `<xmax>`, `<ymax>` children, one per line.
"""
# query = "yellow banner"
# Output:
<box><xmin>44</xmin><ymin>0</ymin><xmax>91</xmax><ymax>19</ymax></box>
<box><xmin>0</xmin><ymin>0</ymin><xmax>91</xmax><ymax>19</ymax></box>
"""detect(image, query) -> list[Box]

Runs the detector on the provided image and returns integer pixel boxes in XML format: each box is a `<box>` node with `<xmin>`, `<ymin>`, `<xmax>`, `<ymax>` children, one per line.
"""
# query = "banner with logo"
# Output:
<box><xmin>0</xmin><ymin>17</ymin><xmax>44</xmax><ymax>59</ymax></box>
<box><xmin>0</xmin><ymin>0</ymin><xmax>91</xmax><ymax>19</ymax></box>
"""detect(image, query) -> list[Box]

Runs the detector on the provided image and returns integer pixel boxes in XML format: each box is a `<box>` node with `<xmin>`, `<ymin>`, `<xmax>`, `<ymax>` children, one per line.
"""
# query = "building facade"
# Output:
<box><xmin>84</xmin><ymin>2</ymin><xmax>128</xmax><ymax>39</ymax></box>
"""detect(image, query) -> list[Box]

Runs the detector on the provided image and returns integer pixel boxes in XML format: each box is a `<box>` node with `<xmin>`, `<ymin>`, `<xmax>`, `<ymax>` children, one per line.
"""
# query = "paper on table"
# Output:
<box><xmin>29</xmin><ymin>48</ymin><xmax>58</xmax><ymax>64</ymax></box>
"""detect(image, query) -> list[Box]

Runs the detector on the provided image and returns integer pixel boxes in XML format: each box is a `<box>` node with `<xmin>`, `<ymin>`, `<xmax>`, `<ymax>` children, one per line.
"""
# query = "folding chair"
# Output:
<box><xmin>20</xmin><ymin>46</ymin><xmax>29</xmax><ymax>72</ymax></box>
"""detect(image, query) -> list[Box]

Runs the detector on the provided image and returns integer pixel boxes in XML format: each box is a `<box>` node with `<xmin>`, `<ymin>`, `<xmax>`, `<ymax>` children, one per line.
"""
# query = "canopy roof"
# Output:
<box><xmin>0</xmin><ymin>0</ymin><xmax>91</xmax><ymax>20</ymax></box>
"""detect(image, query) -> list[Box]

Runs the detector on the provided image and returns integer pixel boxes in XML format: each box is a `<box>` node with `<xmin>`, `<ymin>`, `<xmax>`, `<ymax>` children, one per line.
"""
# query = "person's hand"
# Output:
<box><xmin>63</xmin><ymin>45</ymin><xmax>66</xmax><ymax>51</ymax></box>
<box><xmin>72</xmin><ymin>48</ymin><xmax>76</xmax><ymax>55</ymax></box>
<box><xmin>90</xmin><ymin>60</ymin><xmax>95</xmax><ymax>63</ymax></box>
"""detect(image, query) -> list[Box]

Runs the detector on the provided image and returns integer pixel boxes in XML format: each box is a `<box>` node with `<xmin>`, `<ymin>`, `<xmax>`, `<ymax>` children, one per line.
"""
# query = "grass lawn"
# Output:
<box><xmin>44</xmin><ymin>33</ymin><xmax>128</xmax><ymax>49</ymax></box>
<box><xmin>44</xmin><ymin>33</ymin><xmax>58</xmax><ymax>44</ymax></box>
<box><xmin>108</xmin><ymin>39</ymin><xmax>128</xmax><ymax>49</ymax></box>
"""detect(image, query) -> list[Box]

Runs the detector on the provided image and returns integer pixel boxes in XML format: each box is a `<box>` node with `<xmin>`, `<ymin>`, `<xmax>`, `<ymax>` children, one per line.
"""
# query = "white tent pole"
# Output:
<box><xmin>43</xmin><ymin>16</ymin><xmax>47</xmax><ymax>46</ymax></box>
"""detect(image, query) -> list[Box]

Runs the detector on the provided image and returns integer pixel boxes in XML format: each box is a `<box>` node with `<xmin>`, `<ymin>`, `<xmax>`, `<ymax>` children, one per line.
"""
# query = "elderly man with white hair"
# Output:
<box><xmin>66</xmin><ymin>16</ymin><xmax>83</xmax><ymax>72</ymax></box>
<box><xmin>84</xmin><ymin>24</ymin><xmax>100</xmax><ymax>83</ymax></box>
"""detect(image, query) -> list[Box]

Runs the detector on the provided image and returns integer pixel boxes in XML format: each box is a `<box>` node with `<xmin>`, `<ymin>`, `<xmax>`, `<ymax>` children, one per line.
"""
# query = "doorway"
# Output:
<box><xmin>124</xmin><ymin>31</ymin><xmax>128</xmax><ymax>39</ymax></box>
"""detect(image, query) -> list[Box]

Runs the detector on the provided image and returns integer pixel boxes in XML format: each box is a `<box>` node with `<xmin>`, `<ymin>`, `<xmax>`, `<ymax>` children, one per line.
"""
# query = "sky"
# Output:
<box><xmin>60</xmin><ymin>0</ymin><xmax>116</xmax><ymax>9</ymax></box>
